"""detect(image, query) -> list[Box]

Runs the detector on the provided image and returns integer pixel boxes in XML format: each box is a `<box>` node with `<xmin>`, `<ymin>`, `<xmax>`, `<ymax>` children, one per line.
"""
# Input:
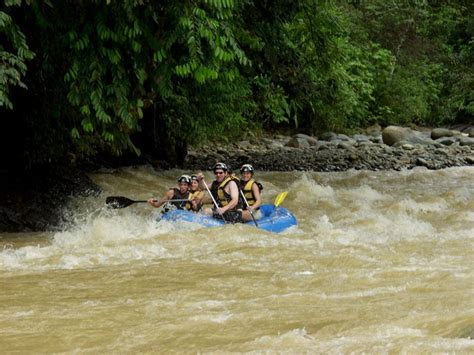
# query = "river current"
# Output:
<box><xmin>1</xmin><ymin>166</ymin><xmax>473</xmax><ymax>352</ymax></box>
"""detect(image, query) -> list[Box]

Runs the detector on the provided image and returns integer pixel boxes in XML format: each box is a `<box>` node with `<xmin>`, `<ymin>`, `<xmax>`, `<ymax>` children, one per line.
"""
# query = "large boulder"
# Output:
<box><xmin>382</xmin><ymin>126</ymin><xmax>413</xmax><ymax>146</ymax></box>
<box><xmin>431</xmin><ymin>128</ymin><xmax>457</xmax><ymax>140</ymax></box>
<box><xmin>294</xmin><ymin>133</ymin><xmax>318</xmax><ymax>146</ymax></box>
<box><xmin>318</xmin><ymin>132</ymin><xmax>337</xmax><ymax>141</ymax></box>
<box><xmin>285</xmin><ymin>136</ymin><xmax>310</xmax><ymax>149</ymax></box>
<box><xmin>382</xmin><ymin>126</ymin><xmax>433</xmax><ymax>146</ymax></box>
<box><xmin>459</xmin><ymin>137</ymin><xmax>474</xmax><ymax>147</ymax></box>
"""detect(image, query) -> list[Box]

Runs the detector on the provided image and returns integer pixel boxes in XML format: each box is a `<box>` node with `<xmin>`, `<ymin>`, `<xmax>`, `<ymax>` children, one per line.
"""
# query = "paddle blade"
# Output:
<box><xmin>106</xmin><ymin>196</ymin><xmax>137</xmax><ymax>209</ymax></box>
<box><xmin>274</xmin><ymin>191</ymin><xmax>288</xmax><ymax>207</ymax></box>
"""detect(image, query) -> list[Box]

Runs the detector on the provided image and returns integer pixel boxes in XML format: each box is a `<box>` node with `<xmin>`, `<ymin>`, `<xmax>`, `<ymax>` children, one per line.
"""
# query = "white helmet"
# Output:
<box><xmin>240</xmin><ymin>164</ymin><xmax>254</xmax><ymax>173</ymax></box>
<box><xmin>213</xmin><ymin>162</ymin><xmax>228</xmax><ymax>172</ymax></box>
<box><xmin>177</xmin><ymin>175</ymin><xmax>191</xmax><ymax>184</ymax></box>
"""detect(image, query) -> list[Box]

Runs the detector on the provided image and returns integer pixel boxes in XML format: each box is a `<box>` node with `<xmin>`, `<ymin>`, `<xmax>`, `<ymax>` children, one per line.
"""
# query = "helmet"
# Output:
<box><xmin>177</xmin><ymin>175</ymin><xmax>191</xmax><ymax>184</ymax></box>
<box><xmin>240</xmin><ymin>164</ymin><xmax>254</xmax><ymax>173</ymax></box>
<box><xmin>190</xmin><ymin>175</ymin><xmax>198</xmax><ymax>181</ymax></box>
<box><xmin>213</xmin><ymin>162</ymin><xmax>228</xmax><ymax>172</ymax></box>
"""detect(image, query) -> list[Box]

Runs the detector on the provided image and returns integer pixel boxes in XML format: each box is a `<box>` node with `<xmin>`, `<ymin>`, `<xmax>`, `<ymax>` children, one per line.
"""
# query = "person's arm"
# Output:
<box><xmin>249</xmin><ymin>182</ymin><xmax>262</xmax><ymax>210</ymax></box>
<box><xmin>191</xmin><ymin>191</ymin><xmax>205</xmax><ymax>210</ymax></box>
<box><xmin>148</xmin><ymin>189</ymin><xmax>174</xmax><ymax>208</ymax></box>
<box><xmin>218</xmin><ymin>181</ymin><xmax>239</xmax><ymax>213</ymax></box>
<box><xmin>197</xmin><ymin>172</ymin><xmax>211</xmax><ymax>190</ymax></box>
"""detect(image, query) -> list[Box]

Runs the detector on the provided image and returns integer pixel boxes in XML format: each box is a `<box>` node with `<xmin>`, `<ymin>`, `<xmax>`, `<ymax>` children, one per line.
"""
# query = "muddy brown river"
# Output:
<box><xmin>1</xmin><ymin>166</ymin><xmax>473</xmax><ymax>352</ymax></box>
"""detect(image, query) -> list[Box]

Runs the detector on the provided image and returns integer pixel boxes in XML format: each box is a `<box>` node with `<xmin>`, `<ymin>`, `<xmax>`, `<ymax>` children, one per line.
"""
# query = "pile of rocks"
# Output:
<box><xmin>182</xmin><ymin>125</ymin><xmax>474</xmax><ymax>172</ymax></box>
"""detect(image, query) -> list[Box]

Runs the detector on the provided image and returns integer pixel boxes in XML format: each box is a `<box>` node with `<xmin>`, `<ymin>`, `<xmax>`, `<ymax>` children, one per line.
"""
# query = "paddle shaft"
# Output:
<box><xmin>239</xmin><ymin>190</ymin><xmax>258</xmax><ymax>227</ymax></box>
<box><xmin>274</xmin><ymin>191</ymin><xmax>288</xmax><ymax>207</ymax></box>
<box><xmin>202</xmin><ymin>178</ymin><xmax>227</xmax><ymax>223</ymax></box>
<box><xmin>106</xmin><ymin>196</ymin><xmax>192</xmax><ymax>209</ymax></box>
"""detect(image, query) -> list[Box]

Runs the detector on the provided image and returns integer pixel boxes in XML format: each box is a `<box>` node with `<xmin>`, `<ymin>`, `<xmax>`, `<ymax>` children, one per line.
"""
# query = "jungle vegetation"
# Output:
<box><xmin>1</xmin><ymin>0</ymin><xmax>473</xmax><ymax>168</ymax></box>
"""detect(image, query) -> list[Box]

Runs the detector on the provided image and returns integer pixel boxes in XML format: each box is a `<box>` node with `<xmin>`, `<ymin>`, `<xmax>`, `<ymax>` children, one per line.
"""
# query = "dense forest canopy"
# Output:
<box><xmin>1</xmin><ymin>0</ymin><xmax>473</xmax><ymax>169</ymax></box>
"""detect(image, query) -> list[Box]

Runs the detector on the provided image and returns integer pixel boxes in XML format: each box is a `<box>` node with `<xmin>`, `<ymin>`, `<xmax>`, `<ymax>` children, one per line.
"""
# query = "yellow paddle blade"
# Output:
<box><xmin>274</xmin><ymin>191</ymin><xmax>288</xmax><ymax>207</ymax></box>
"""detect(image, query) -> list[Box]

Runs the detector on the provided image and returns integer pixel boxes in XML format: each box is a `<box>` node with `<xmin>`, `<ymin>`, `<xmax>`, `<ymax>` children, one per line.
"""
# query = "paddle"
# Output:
<box><xmin>259</xmin><ymin>191</ymin><xmax>288</xmax><ymax>217</ymax></box>
<box><xmin>202</xmin><ymin>178</ymin><xmax>227</xmax><ymax>223</ymax></box>
<box><xmin>274</xmin><ymin>191</ymin><xmax>288</xmax><ymax>207</ymax></box>
<box><xmin>240</xmin><ymin>190</ymin><xmax>258</xmax><ymax>227</ymax></box>
<box><xmin>106</xmin><ymin>196</ymin><xmax>191</xmax><ymax>209</ymax></box>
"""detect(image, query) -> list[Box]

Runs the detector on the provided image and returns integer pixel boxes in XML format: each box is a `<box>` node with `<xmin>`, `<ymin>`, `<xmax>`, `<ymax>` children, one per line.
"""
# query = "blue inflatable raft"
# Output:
<box><xmin>160</xmin><ymin>204</ymin><xmax>297</xmax><ymax>233</ymax></box>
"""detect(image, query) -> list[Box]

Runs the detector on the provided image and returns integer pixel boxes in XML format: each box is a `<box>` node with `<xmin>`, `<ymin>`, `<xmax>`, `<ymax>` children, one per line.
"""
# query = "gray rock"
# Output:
<box><xmin>370</xmin><ymin>136</ymin><xmax>383</xmax><ymax>144</ymax></box>
<box><xmin>334</xmin><ymin>134</ymin><xmax>351</xmax><ymax>142</ymax></box>
<box><xmin>353</xmin><ymin>134</ymin><xmax>371</xmax><ymax>142</ymax></box>
<box><xmin>180</xmin><ymin>131</ymin><xmax>474</xmax><ymax>173</ymax></box>
<box><xmin>434</xmin><ymin>149</ymin><xmax>449</xmax><ymax>157</ymax></box>
<box><xmin>431</xmin><ymin>128</ymin><xmax>456</xmax><ymax>140</ymax></box>
<box><xmin>285</xmin><ymin>137</ymin><xmax>310</xmax><ymax>149</ymax></box>
<box><xmin>337</xmin><ymin>142</ymin><xmax>353</xmax><ymax>150</ymax></box>
<box><xmin>267</xmin><ymin>142</ymin><xmax>285</xmax><ymax>150</ymax></box>
<box><xmin>382</xmin><ymin>126</ymin><xmax>413</xmax><ymax>146</ymax></box>
<box><xmin>393</xmin><ymin>140</ymin><xmax>410</xmax><ymax>148</ymax></box>
<box><xmin>383</xmin><ymin>126</ymin><xmax>434</xmax><ymax>146</ymax></box>
<box><xmin>436</xmin><ymin>137</ymin><xmax>456</xmax><ymax>146</ymax></box>
<box><xmin>416</xmin><ymin>157</ymin><xmax>428</xmax><ymax>166</ymax></box>
<box><xmin>459</xmin><ymin>137</ymin><xmax>474</xmax><ymax>146</ymax></box>
<box><xmin>294</xmin><ymin>133</ymin><xmax>319</xmax><ymax>146</ymax></box>
<box><xmin>261</xmin><ymin>138</ymin><xmax>274</xmax><ymax>144</ymax></box>
<box><xmin>236</xmin><ymin>140</ymin><xmax>252</xmax><ymax>149</ymax></box>
<box><xmin>319</xmin><ymin>132</ymin><xmax>337</xmax><ymax>141</ymax></box>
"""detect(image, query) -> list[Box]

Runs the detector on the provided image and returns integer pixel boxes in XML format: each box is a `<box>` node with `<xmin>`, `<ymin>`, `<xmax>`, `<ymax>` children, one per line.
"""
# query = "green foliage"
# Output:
<box><xmin>0</xmin><ymin>3</ymin><xmax>34</xmax><ymax>109</ymax></box>
<box><xmin>252</xmin><ymin>75</ymin><xmax>290</xmax><ymax>125</ymax></box>
<box><xmin>3</xmin><ymin>0</ymin><xmax>473</xmax><ymax>168</ymax></box>
<box><xmin>57</xmin><ymin>0</ymin><xmax>250</xmax><ymax>157</ymax></box>
<box><xmin>428</xmin><ymin>2</ymin><xmax>474</xmax><ymax>124</ymax></box>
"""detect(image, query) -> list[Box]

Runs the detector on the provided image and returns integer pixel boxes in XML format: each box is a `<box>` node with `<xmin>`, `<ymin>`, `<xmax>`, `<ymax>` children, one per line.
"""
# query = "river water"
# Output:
<box><xmin>1</xmin><ymin>166</ymin><xmax>473</xmax><ymax>352</ymax></box>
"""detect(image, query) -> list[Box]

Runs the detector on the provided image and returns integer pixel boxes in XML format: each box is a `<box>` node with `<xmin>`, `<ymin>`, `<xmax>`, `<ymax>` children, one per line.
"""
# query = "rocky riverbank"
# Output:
<box><xmin>182</xmin><ymin>125</ymin><xmax>474</xmax><ymax>172</ymax></box>
<box><xmin>1</xmin><ymin>125</ymin><xmax>472</xmax><ymax>233</ymax></box>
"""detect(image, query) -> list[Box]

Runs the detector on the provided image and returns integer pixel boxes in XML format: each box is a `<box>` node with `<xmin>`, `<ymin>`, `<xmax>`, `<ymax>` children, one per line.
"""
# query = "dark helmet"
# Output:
<box><xmin>190</xmin><ymin>175</ymin><xmax>198</xmax><ymax>182</ymax></box>
<box><xmin>240</xmin><ymin>164</ymin><xmax>254</xmax><ymax>173</ymax></box>
<box><xmin>213</xmin><ymin>162</ymin><xmax>228</xmax><ymax>172</ymax></box>
<box><xmin>177</xmin><ymin>175</ymin><xmax>191</xmax><ymax>184</ymax></box>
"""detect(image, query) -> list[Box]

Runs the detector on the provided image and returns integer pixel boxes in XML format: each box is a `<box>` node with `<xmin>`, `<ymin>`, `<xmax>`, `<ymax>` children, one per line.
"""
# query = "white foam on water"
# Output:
<box><xmin>14</xmin><ymin>310</ymin><xmax>34</xmax><ymax>317</ymax></box>
<box><xmin>0</xmin><ymin>211</ymin><xmax>185</xmax><ymax>271</ymax></box>
<box><xmin>1</xmin><ymin>167</ymin><xmax>473</xmax><ymax>352</ymax></box>
<box><xmin>294</xmin><ymin>271</ymin><xmax>314</xmax><ymax>276</ymax></box>
<box><xmin>395</xmin><ymin>197</ymin><xmax>449</xmax><ymax>213</ymax></box>
<box><xmin>291</xmin><ymin>173</ymin><xmax>336</xmax><ymax>206</ymax></box>
<box><xmin>319</xmin><ymin>285</ymin><xmax>407</xmax><ymax>300</ymax></box>
<box><xmin>189</xmin><ymin>311</ymin><xmax>233</xmax><ymax>324</ymax></box>
<box><xmin>243</xmin><ymin>324</ymin><xmax>474</xmax><ymax>353</ymax></box>
<box><xmin>242</xmin><ymin>328</ymin><xmax>316</xmax><ymax>352</ymax></box>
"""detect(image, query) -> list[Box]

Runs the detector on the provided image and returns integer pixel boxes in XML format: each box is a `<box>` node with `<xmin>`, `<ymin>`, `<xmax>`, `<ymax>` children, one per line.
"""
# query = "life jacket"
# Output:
<box><xmin>240</xmin><ymin>179</ymin><xmax>263</xmax><ymax>208</ymax></box>
<box><xmin>171</xmin><ymin>188</ymin><xmax>192</xmax><ymax>210</ymax></box>
<box><xmin>188</xmin><ymin>189</ymin><xmax>203</xmax><ymax>212</ymax></box>
<box><xmin>211</xmin><ymin>176</ymin><xmax>242</xmax><ymax>209</ymax></box>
